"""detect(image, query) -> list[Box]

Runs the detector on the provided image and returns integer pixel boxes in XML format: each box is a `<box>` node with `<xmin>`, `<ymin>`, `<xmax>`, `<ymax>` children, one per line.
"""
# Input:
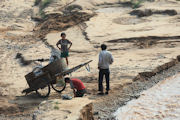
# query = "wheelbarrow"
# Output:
<box><xmin>22</xmin><ymin>59</ymin><xmax>92</xmax><ymax>98</ymax></box>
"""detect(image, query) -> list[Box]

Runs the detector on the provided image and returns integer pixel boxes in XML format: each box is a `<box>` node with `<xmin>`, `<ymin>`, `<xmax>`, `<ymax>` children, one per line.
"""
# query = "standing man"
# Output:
<box><xmin>98</xmin><ymin>44</ymin><xmax>113</xmax><ymax>95</ymax></box>
<box><xmin>56</xmin><ymin>32</ymin><xmax>72</xmax><ymax>65</ymax></box>
<box><xmin>65</xmin><ymin>77</ymin><xmax>86</xmax><ymax>97</ymax></box>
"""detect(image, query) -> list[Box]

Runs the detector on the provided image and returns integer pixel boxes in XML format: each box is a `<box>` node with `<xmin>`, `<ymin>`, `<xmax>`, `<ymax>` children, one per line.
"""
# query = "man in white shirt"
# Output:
<box><xmin>98</xmin><ymin>44</ymin><xmax>113</xmax><ymax>95</ymax></box>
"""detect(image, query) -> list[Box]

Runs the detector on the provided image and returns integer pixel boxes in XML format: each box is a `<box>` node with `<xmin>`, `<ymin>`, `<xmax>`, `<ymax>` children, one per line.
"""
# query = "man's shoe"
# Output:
<box><xmin>105</xmin><ymin>91</ymin><xmax>108</xmax><ymax>95</ymax></box>
<box><xmin>97</xmin><ymin>92</ymin><xmax>104</xmax><ymax>95</ymax></box>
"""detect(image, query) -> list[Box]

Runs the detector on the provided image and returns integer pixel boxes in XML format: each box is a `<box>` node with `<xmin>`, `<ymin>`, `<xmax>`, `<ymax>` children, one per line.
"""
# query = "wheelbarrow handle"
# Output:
<box><xmin>55</xmin><ymin>60</ymin><xmax>93</xmax><ymax>77</ymax></box>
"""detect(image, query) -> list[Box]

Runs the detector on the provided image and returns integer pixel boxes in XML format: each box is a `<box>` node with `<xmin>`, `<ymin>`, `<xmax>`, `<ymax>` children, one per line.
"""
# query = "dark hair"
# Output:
<box><xmin>101</xmin><ymin>44</ymin><xmax>107</xmax><ymax>50</ymax></box>
<box><xmin>65</xmin><ymin>77</ymin><xmax>70</xmax><ymax>82</ymax></box>
<box><xmin>61</xmin><ymin>32</ymin><xmax>66</xmax><ymax>36</ymax></box>
<box><xmin>15</xmin><ymin>53</ymin><xmax>22</xmax><ymax>59</ymax></box>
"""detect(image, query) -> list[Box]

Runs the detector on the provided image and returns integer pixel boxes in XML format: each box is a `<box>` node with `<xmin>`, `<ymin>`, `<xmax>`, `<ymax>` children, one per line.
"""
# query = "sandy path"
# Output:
<box><xmin>34</xmin><ymin>97</ymin><xmax>93</xmax><ymax>120</ymax></box>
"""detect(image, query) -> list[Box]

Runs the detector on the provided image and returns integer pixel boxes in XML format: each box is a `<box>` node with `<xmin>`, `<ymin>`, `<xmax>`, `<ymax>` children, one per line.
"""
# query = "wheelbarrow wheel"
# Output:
<box><xmin>36</xmin><ymin>84</ymin><xmax>50</xmax><ymax>98</ymax></box>
<box><xmin>51</xmin><ymin>81</ymin><xmax>66</xmax><ymax>93</ymax></box>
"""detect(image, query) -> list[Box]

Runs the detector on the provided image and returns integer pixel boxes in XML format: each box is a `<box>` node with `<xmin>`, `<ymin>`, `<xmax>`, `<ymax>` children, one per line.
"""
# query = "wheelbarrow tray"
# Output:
<box><xmin>25</xmin><ymin>72</ymin><xmax>52</xmax><ymax>90</ymax></box>
<box><xmin>24</xmin><ymin>59</ymin><xmax>67</xmax><ymax>90</ymax></box>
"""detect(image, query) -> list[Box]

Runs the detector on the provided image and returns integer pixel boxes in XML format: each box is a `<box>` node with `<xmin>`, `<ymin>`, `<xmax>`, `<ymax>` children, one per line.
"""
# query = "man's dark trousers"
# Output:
<box><xmin>98</xmin><ymin>69</ymin><xmax>110</xmax><ymax>92</ymax></box>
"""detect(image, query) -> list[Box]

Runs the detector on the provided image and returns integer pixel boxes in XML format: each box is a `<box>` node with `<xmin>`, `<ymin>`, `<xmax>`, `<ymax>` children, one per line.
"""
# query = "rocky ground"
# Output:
<box><xmin>0</xmin><ymin>0</ymin><xmax>180</xmax><ymax>120</ymax></box>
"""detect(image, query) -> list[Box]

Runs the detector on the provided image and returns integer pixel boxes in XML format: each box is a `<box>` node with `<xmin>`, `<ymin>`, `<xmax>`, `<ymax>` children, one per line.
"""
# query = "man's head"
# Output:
<box><xmin>101</xmin><ymin>44</ymin><xmax>107</xmax><ymax>50</ymax></box>
<box><xmin>61</xmin><ymin>32</ymin><xmax>66</xmax><ymax>39</ymax></box>
<box><xmin>65</xmin><ymin>77</ymin><xmax>71</xmax><ymax>83</ymax></box>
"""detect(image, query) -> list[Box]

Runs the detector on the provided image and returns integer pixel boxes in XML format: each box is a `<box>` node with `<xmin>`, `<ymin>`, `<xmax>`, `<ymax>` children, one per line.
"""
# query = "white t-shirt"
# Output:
<box><xmin>98</xmin><ymin>50</ymin><xmax>113</xmax><ymax>69</ymax></box>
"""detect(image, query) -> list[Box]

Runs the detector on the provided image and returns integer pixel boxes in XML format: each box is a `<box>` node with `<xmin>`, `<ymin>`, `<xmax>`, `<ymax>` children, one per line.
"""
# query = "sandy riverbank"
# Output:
<box><xmin>0</xmin><ymin>0</ymin><xmax>180</xmax><ymax>119</ymax></box>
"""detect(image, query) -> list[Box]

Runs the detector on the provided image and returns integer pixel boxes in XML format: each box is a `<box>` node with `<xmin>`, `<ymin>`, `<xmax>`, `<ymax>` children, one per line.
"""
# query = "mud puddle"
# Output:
<box><xmin>114</xmin><ymin>74</ymin><xmax>180</xmax><ymax>120</ymax></box>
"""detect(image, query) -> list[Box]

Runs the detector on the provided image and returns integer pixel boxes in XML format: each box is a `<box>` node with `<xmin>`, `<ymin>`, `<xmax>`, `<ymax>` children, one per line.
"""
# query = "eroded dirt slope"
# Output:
<box><xmin>0</xmin><ymin>0</ymin><xmax>180</xmax><ymax>120</ymax></box>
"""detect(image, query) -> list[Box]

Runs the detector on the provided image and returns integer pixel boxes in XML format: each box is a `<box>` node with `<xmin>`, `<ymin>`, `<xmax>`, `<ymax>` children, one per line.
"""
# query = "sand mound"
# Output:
<box><xmin>34</xmin><ymin>11</ymin><xmax>95</xmax><ymax>39</ymax></box>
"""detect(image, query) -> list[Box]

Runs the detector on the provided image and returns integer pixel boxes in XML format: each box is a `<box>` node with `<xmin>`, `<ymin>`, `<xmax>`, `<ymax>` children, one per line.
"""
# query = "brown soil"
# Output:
<box><xmin>106</xmin><ymin>36</ymin><xmax>180</xmax><ymax>48</ymax></box>
<box><xmin>33</xmin><ymin>12</ymin><xmax>95</xmax><ymax>39</ymax></box>
<box><xmin>79</xmin><ymin>103</ymin><xmax>94</xmax><ymax>120</ymax></box>
<box><xmin>130</xmin><ymin>9</ymin><xmax>177</xmax><ymax>17</ymax></box>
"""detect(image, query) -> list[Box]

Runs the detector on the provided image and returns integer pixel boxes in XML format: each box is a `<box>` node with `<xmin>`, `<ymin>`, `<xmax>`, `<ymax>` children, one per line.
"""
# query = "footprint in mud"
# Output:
<box><xmin>61</xmin><ymin>110</ymin><xmax>71</xmax><ymax>114</ymax></box>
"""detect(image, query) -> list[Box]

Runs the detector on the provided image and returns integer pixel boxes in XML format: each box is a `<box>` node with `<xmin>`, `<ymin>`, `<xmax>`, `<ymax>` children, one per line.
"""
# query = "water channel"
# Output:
<box><xmin>114</xmin><ymin>74</ymin><xmax>180</xmax><ymax>120</ymax></box>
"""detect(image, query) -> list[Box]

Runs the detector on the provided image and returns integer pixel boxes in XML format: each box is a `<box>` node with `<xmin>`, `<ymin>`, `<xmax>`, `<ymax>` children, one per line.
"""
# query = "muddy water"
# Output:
<box><xmin>114</xmin><ymin>74</ymin><xmax>180</xmax><ymax>120</ymax></box>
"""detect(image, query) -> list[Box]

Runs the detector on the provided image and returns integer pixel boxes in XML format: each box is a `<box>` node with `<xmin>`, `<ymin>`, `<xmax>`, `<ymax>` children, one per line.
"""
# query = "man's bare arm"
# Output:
<box><xmin>73</xmin><ymin>88</ymin><xmax>76</xmax><ymax>97</ymax></box>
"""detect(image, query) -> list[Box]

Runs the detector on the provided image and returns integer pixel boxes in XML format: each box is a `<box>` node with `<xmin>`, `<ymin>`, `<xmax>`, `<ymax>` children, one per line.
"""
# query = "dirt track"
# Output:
<box><xmin>0</xmin><ymin>0</ymin><xmax>180</xmax><ymax>120</ymax></box>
